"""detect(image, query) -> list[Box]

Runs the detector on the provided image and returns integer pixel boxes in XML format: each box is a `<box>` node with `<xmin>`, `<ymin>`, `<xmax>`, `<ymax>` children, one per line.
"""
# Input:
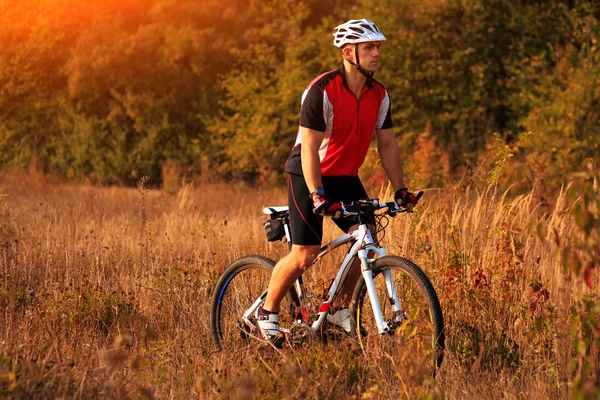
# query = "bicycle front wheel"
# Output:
<box><xmin>211</xmin><ymin>255</ymin><xmax>299</xmax><ymax>351</ymax></box>
<box><xmin>351</xmin><ymin>256</ymin><xmax>445</xmax><ymax>374</ymax></box>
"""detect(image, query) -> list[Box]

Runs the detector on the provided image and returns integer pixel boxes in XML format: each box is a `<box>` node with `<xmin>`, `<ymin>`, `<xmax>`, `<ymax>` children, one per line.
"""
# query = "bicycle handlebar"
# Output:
<box><xmin>339</xmin><ymin>191</ymin><xmax>424</xmax><ymax>218</ymax></box>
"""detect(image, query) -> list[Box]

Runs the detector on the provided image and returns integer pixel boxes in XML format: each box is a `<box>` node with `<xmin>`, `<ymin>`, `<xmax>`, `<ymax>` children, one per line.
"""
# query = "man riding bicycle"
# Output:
<box><xmin>258</xmin><ymin>19</ymin><xmax>418</xmax><ymax>347</ymax></box>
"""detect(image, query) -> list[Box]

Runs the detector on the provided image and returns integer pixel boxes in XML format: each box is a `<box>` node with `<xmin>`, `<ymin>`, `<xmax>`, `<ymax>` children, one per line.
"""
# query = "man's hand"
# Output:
<box><xmin>312</xmin><ymin>195</ymin><xmax>342</xmax><ymax>218</ymax></box>
<box><xmin>394</xmin><ymin>188</ymin><xmax>418</xmax><ymax>211</ymax></box>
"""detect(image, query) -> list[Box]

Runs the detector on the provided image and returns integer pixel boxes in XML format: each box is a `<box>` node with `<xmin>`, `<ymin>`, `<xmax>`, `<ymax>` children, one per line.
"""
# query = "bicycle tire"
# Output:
<box><xmin>350</xmin><ymin>256</ymin><xmax>445</xmax><ymax>373</ymax></box>
<box><xmin>211</xmin><ymin>255</ymin><xmax>300</xmax><ymax>351</ymax></box>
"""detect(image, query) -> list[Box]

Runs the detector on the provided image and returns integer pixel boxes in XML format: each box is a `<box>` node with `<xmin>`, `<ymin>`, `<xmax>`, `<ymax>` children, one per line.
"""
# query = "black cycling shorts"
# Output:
<box><xmin>287</xmin><ymin>173</ymin><xmax>370</xmax><ymax>246</ymax></box>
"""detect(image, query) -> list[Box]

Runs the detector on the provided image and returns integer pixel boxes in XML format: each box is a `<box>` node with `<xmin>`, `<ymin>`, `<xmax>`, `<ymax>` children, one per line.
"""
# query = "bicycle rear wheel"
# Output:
<box><xmin>211</xmin><ymin>255</ymin><xmax>300</xmax><ymax>351</ymax></box>
<box><xmin>351</xmin><ymin>256</ymin><xmax>444</xmax><ymax>374</ymax></box>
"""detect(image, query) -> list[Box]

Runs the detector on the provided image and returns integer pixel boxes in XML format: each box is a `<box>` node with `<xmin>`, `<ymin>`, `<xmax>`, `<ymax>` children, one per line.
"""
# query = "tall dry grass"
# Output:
<box><xmin>0</xmin><ymin>169</ymin><xmax>596</xmax><ymax>399</ymax></box>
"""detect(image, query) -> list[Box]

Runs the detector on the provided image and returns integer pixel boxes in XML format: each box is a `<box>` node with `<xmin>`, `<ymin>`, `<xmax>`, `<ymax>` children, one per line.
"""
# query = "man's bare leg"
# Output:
<box><xmin>263</xmin><ymin>244</ymin><xmax>320</xmax><ymax>312</ymax></box>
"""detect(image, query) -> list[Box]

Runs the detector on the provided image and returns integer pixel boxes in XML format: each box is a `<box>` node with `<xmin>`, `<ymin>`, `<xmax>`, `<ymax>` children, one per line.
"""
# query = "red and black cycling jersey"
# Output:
<box><xmin>285</xmin><ymin>64</ymin><xmax>393</xmax><ymax>177</ymax></box>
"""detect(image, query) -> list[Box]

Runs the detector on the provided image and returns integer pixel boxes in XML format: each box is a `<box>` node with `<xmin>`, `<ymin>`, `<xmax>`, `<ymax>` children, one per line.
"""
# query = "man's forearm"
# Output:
<box><xmin>301</xmin><ymin>146</ymin><xmax>324</xmax><ymax>194</ymax></box>
<box><xmin>379</xmin><ymin>143</ymin><xmax>407</xmax><ymax>191</ymax></box>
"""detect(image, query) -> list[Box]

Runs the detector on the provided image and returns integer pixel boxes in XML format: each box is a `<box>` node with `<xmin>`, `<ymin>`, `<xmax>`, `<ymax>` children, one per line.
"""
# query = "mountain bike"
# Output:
<box><xmin>210</xmin><ymin>196</ymin><xmax>445</xmax><ymax>371</ymax></box>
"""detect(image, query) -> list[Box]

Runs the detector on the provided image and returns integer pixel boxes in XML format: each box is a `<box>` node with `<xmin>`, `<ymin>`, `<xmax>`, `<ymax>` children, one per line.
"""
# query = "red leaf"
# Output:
<box><xmin>583</xmin><ymin>262</ymin><xmax>595</xmax><ymax>290</ymax></box>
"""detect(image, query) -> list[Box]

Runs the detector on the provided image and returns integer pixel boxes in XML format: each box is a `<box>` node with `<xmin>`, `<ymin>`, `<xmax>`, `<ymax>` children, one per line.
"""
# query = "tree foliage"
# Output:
<box><xmin>0</xmin><ymin>0</ymin><xmax>598</xmax><ymax>189</ymax></box>
<box><xmin>208</xmin><ymin>1</ymin><xmax>339</xmax><ymax>182</ymax></box>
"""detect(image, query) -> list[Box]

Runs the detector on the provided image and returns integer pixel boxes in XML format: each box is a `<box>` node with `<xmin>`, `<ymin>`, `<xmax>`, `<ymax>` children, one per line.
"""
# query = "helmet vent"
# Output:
<box><xmin>361</xmin><ymin>24</ymin><xmax>375</xmax><ymax>33</ymax></box>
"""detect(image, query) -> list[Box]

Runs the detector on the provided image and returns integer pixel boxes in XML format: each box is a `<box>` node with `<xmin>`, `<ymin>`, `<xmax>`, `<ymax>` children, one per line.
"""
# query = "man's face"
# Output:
<box><xmin>356</xmin><ymin>41</ymin><xmax>382</xmax><ymax>72</ymax></box>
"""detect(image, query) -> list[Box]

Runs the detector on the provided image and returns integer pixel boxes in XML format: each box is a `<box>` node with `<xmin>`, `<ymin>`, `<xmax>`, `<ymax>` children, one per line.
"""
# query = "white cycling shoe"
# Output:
<box><xmin>327</xmin><ymin>308</ymin><xmax>353</xmax><ymax>333</ymax></box>
<box><xmin>256</xmin><ymin>305</ymin><xmax>285</xmax><ymax>348</ymax></box>
<box><xmin>327</xmin><ymin>308</ymin><xmax>368</xmax><ymax>337</ymax></box>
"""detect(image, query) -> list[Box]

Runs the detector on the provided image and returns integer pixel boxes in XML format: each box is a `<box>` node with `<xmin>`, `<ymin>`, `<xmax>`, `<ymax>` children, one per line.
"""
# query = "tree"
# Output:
<box><xmin>208</xmin><ymin>1</ymin><xmax>340</xmax><ymax>182</ymax></box>
<box><xmin>513</xmin><ymin>2</ymin><xmax>600</xmax><ymax>197</ymax></box>
<box><xmin>0</xmin><ymin>0</ymin><xmax>92</xmax><ymax>169</ymax></box>
<box><xmin>356</xmin><ymin>0</ymin><xmax>583</xmax><ymax>172</ymax></box>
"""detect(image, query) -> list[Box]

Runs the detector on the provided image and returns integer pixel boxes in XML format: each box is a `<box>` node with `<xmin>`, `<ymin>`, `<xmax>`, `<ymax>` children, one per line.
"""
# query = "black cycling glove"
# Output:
<box><xmin>312</xmin><ymin>195</ymin><xmax>342</xmax><ymax>217</ymax></box>
<box><xmin>394</xmin><ymin>188</ymin><xmax>418</xmax><ymax>207</ymax></box>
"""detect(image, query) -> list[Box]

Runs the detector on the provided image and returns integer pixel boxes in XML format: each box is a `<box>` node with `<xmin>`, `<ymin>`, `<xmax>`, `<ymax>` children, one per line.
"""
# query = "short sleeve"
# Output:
<box><xmin>376</xmin><ymin>90</ymin><xmax>393</xmax><ymax>129</ymax></box>
<box><xmin>299</xmin><ymin>84</ymin><xmax>326</xmax><ymax>132</ymax></box>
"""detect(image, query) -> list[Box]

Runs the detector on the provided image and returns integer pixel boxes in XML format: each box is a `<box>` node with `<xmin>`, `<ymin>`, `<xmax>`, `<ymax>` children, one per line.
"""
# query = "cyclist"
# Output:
<box><xmin>257</xmin><ymin>19</ymin><xmax>418</xmax><ymax>347</ymax></box>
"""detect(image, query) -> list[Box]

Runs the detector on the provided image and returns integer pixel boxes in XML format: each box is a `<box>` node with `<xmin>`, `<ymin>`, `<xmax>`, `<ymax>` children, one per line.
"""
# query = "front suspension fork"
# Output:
<box><xmin>358</xmin><ymin>248</ymin><xmax>398</xmax><ymax>334</ymax></box>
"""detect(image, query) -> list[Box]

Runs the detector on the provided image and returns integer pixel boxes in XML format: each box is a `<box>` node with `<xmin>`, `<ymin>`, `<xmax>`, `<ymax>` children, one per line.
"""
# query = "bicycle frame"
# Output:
<box><xmin>256</xmin><ymin>205</ymin><xmax>405</xmax><ymax>335</ymax></box>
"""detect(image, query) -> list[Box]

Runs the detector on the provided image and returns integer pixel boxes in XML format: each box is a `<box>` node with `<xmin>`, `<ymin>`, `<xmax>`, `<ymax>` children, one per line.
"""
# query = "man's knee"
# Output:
<box><xmin>290</xmin><ymin>245</ymin><xmax>320</xmax><ymax>271</ymax></box>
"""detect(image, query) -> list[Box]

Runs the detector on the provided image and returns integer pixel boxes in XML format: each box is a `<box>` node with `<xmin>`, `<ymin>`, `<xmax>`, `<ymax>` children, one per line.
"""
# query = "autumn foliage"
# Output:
<box><xmin>0</xmin><ymin>0</ymin><xmax>599</xmax><ymax>191</ymax></box>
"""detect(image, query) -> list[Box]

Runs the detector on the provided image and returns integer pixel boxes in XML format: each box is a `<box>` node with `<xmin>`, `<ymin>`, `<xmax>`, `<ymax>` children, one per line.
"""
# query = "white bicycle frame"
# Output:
<box><xmin>256</xmin><ymin>202</ymin><xmax>404</xmax><ymax>335</ymax></box>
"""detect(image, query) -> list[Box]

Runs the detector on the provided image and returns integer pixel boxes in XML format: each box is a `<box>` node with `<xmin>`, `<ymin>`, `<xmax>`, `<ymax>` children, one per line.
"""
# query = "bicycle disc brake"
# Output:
<box><xmin>387</xmin><ymin>310</ymin><xmax>409</xmax><ymax>335</ymax></box>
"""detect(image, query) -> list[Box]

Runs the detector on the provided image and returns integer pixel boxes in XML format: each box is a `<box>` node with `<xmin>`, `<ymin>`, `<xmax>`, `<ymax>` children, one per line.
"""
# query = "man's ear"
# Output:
<box><xmin>342</xmin><ymin>45</ymin><xmax>354</xmax><ymax>61</ymax></box>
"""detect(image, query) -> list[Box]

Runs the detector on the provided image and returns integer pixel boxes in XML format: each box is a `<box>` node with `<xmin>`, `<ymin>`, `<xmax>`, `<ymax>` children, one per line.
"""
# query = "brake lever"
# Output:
<box><xmin>387</xmin><ymin>190</ymin><xmax>424</xmax><ymax>215</ymax></box>
<box><xmin>340</xmin><ymin>203</ymin><xmax>358</xmax><ymax>217</ymax></box>
<box><xmin>415</xmin><ymin>191</ymin><xmax>424</xmax><ymax>203</ymax></box>
<box><xmin>386</xmin><ymin>201</ymin><xmax>400</xmax><ymax>217</ymax></box>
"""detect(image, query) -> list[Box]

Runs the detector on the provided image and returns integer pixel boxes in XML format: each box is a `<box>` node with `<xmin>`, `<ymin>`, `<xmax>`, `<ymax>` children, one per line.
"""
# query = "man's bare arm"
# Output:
<box><xmin>300</xmin><ymin>127</ymin><xmax>325</xmax><ymax>194</ymax></box>
<box><xmin>375</xmin><ymin>127</ymin><xmax>407</xmax><ymax>191</ymax></box>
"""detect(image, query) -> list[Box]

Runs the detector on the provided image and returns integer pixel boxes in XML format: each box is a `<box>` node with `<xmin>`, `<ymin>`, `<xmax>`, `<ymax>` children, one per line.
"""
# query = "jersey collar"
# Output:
<box><xmin>339</xmin><ymin>63</ymin><xmax>374</xmax><ymax>90</ymax></box>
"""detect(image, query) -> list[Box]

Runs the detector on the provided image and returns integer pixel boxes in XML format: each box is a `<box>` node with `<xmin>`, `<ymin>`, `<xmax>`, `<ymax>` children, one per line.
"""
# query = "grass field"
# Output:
<box><xmin>0</xmin><ymin>170</ymin><xmax>597</xmax><ymax>399</ymax></box>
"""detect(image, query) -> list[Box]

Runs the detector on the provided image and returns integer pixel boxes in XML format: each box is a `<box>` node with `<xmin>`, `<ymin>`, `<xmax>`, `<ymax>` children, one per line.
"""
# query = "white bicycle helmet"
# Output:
<box><xmin>333</xmin><ymin>19</ymin><xmax>386</xmax><ymax>48</ymax></box>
